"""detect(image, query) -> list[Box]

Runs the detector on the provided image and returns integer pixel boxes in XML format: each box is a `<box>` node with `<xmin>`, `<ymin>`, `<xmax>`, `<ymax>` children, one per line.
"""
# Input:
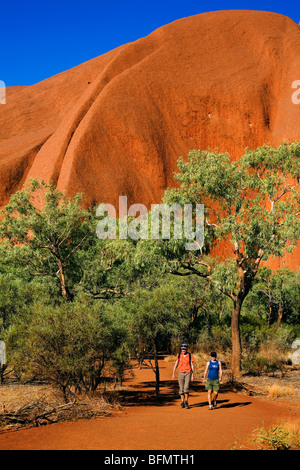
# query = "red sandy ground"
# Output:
<box><xmin>0</xmin><ymin>359</ymin><xmax>298</xmax><ymax>450</ymax></box>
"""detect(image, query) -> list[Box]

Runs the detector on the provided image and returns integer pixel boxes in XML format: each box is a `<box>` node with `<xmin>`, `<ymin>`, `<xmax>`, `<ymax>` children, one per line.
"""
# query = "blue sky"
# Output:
<box><xmin>1</xmin><ymin>0</ymin><xmax>299</xmax><ymax>86</ymax></box>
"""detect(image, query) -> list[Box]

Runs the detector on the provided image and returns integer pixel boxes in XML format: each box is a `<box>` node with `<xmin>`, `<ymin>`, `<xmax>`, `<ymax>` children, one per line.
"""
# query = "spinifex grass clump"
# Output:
<box><xmin>251</xmin><ymin>422</ymin><xmax>300</xmax><ymax>450</ymax></box>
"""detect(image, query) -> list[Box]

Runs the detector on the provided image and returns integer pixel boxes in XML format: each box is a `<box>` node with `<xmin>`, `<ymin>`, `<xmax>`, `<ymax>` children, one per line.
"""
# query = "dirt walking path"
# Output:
<box><xmin>0</xmin><ymin>359</ymin><xmax>297</xmax><ymax>450</ymax></box>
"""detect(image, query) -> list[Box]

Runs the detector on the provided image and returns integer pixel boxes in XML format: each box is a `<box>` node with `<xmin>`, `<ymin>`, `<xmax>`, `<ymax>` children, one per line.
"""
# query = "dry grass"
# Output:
<box><xmin>268</xmin><ymin>383</ymin><xmax>295</xmax><ymax>398</ymax></box>
<box><xmin>163</xmin><ymin>355</ymin><xmax>176</xmax><ymax>363</ymax></box>
<box><xmin>258</xmin><ymin>343</ymin><xmax>289</xmax><ymax>363</ymax></box>
<box><xmin>283</xmin><ymin>420</ymin><xmax>300</xmax><ymax>449</ymax></box>
<box><xmin>0</xmin><ymin>382</ymin><xmax>120</xmax><ymax>432</ymax></box>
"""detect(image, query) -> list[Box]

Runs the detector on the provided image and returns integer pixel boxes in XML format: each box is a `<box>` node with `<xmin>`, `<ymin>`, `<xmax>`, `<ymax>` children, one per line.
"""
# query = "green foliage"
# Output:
<box><xmin>156</xmin><ymin>142</ymin><xmax>300</xmax><ymax>377</ymax></box>
<box><xmin>162</xmin><ymin>141</ymin><xmax>300</xmax><ymax>278</ymax></box>
<box><xmin>242</xmin><ymin>353</ymin><xmax>285</xmax><ymax>376</ymax></box>
<box><xmin>245</xmin><ymin>266</ymin><xmax>300</xmax><ymax>325</ymax></box>
<box><xmin>251</xmin><ymin>425</ymin><xmax>292</xmax><ymax>450</ymax></box>
<box><xmin>111</xmin><ymin>345</ymin><xmax>132</xmax><ymax>386</ymax></box>
<box><xmin>5</xmin><ymin>295</ymin><xmax>126</xmax><ymax>401</ymax></box>
<box><xmin>0</xmin><ymin>180</ymin><xmax>141</xmax><ymax>302</ymax></box>
<box><xmin>0</xmin><ymin>180</ymin><xmax>95</xmax><ymax>300</ymax></box>
<box><xmin>1</xmin><ymin>142</ymin><xmax>300</xmax><ymax>390</ymax></box>
<box><xmin>0</xmin><ymin>274</ymin><xmax>59</xmax><ymax>337</ymax></box>
<box><xmin>123</xmin><ymin>282</ymin><xmax>183</xmax><ymax>352</ymax></box>
<box><xmin>241</xmin><ymin>323</ymin><xmax>296</xmax><ymax>352</ymax></box>
<box><xmin>196</xmin><ymin>325</ymin><xmax>232</xmax><ymax>353</ymax></box>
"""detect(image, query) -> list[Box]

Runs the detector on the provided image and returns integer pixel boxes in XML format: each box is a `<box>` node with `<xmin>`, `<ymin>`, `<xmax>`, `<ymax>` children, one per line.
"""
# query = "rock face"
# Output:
<box><xmin>1</xmin><ymin>10</ymin><xmax>300</xmax><ymax>267</ymax></box>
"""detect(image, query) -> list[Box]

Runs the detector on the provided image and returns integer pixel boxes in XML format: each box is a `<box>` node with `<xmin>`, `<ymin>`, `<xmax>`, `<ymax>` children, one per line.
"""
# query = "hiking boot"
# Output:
<box><xmin>180</xmin><ymin>402</ymin><xmax>185</xmax><ymax>408</ymax></box>
<box><xmin>185</xmin><ymin>401</ymin><xmax>190</xmax><ymax>409</ymax></box>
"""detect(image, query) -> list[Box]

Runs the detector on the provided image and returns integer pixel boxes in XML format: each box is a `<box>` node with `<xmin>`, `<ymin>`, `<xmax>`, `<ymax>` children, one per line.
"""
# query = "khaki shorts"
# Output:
<box><xmin>205</xmin><ymin>378</ymin><xmax>220</xmax><ymax>392</ymax></box>
<box><xmin>178</xmin><ymin>372</ymin><xmax>192</xmax><ymax>395</ymax></box>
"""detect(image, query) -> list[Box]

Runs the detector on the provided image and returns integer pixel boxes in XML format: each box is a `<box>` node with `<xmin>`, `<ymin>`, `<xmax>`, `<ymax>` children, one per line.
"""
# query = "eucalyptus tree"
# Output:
<box><xmin>139</xmin><ymin>142</ymin><xmax>300</xmax><ymax>378</ymax></box>
<box><xmin>0</xmin><ymin>180</ymin><xmax>138</xmax><ymax>301</ymax></box>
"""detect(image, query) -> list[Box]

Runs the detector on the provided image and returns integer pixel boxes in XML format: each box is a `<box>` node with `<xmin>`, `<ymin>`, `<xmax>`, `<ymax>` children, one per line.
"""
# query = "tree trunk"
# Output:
<box><xmin>60</xmin><ymin>384</ymin><xmax>69</xmax><ymax>403</ymax></box>
<box><xmin>0</xmin><ymin>364</ymin><xmax>7</xmax><ymax>384</ymax></box>
<box><xmin>153</xmin><ymin>342</ymin><xmax>160</xmax><ymax>397</ymax></box>
<box><xmin>231</xmin><ymin>296</ymin><xmax>242</xmax><ymax>380</ymax></box>
<box><xmin>268</xmin><ymin>301</ymin><xmax>272</xmax><ymax>325</ymax></box>
<box><xmin>230</xmin><ymin>262</ymin><xmax>255</xmax><ymax>380</ymax></box>
<box><xmin>57</xmin><ymin>258</ymin><xmax>69</xmax><ymax>300</ymax></box>
<box><xmin>277</xmin><ymin>304</ymin><xmax>284</xmax><ymax>325</ymax></box>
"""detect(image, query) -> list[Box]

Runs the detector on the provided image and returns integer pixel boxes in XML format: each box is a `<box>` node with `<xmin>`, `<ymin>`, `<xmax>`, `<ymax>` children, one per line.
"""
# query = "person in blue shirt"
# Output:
<box><xmin>203</xmin><ymin>351</ymin><xmax>223</xmax><ymax>410</ymax></box>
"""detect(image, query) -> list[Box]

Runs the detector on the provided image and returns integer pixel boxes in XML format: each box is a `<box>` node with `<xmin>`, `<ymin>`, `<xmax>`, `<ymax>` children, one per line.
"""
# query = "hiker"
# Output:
<box><xmin>172</xmin><ymin>343</ymin><xmax>194</xmax><ymax>409</ymax></box>
<box><xmin>203</xmin><ymin>351</ymin><xmax>222</xmax><ymax>410</ymax></box>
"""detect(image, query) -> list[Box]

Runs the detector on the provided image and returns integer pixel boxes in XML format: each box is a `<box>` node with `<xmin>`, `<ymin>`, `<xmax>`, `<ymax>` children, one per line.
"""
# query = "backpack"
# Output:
<box><xmin>177</xmin><ymin>351</ymin><xmax>191</xmax><ymax>369</ymax></box>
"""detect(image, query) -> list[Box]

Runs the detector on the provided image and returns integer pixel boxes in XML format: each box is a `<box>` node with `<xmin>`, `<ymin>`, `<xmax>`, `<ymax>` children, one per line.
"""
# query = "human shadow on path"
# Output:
<box><xmin>116</xmin><ymin>379</ymin><xmax>180</xmax><ymax>407</ymax></box>
<box><xmin>190</xmin><ymin>399</ymin><xmax>229</xmax><ymax>408</ymax></box>
<box><xmin>115</xmin><ymin>378</ymin><xmax>252</xmax><ymax>410</ymax></box>
<box><xmin>190</xmin><ymin>399</ymin><xmax>252</xmax><ymax>409</ymax></box>
<box><xmin>217</xmin><ymin>401</ymin><xmax>252</xmax><ymax>409</ymax></box>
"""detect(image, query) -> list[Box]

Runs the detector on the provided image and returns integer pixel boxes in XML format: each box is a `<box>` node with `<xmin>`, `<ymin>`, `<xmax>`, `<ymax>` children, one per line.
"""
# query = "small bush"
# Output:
<box><xmin>251</xmin><ymin>425</ymin><xmax>291</xmax><ymax>450</ymax></box>
<box><xmin>197</xmin><ymin>326</ymin><xmax>231</xmax><ymax>353</ymax></box>
<box><xmin>6</xmin><ymin>298</ymin><xmax>127</xmax><ymax>402</ymax></box>
<box><xmin>241</xmin><ymin>323</ymin><xmax>296</xmax><ymax>353</ymax></box>
<box><xmin>242</xmin><ymin>353</ymin><xmax>285</xmax><ymax>376</ymax></box>
<box><xmin>251</xmin><ymin>421</ymin><xmax>300</xmax><ymax>450</ymax></box>
<box><xmin>242</xmin><ymin>354</ymin><xmax>268</xmax><ymax>376</ymax></box>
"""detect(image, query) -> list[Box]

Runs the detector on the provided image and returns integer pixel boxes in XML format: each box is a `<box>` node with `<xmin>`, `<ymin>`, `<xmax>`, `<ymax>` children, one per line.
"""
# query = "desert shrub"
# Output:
<box><xmin>251</xmin><ymin>425</ymin><xmax>292</xmax><ymax>450</ymax></box>
<box><xmin>241</xmin><ymin>323</ymin><xmax>296</xmax><ymax>352</ymax></box>
<box><xmin>242</xmin><ymin>354</ymin><xmax>267</xmax><ymax>375</ymax></box>
<box><xmin>241</xmin><ymin>327</ymin><xmax>261</xmax><ymax>351</ymax></box>
<box><xmin>242</xmin><ymin>353</ymin><xmax>285</xmax><ymax>376</ymax></box>
<box><xmin>271</xmin><ymin>325</ymin><xmax>296</xmax><ymax>350</ymax></box>
<box><xmin>196</xmin><ymin>325</ymin><xmax>231</xmax><ymax>353</ymax></box>
<box><xmin>251</xmin><ymin>420</ymin><xmax>300</xmax><ymax>450</ymax></box>
<box><xmin>110</xmin><ymin>345</ymin><xmax>132</xmax><ymax>386</ymax></box>
<box><xmin>6</xmin><ymin>296</ymin><xmax>127</xmax><ymax>401</ymax></box>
